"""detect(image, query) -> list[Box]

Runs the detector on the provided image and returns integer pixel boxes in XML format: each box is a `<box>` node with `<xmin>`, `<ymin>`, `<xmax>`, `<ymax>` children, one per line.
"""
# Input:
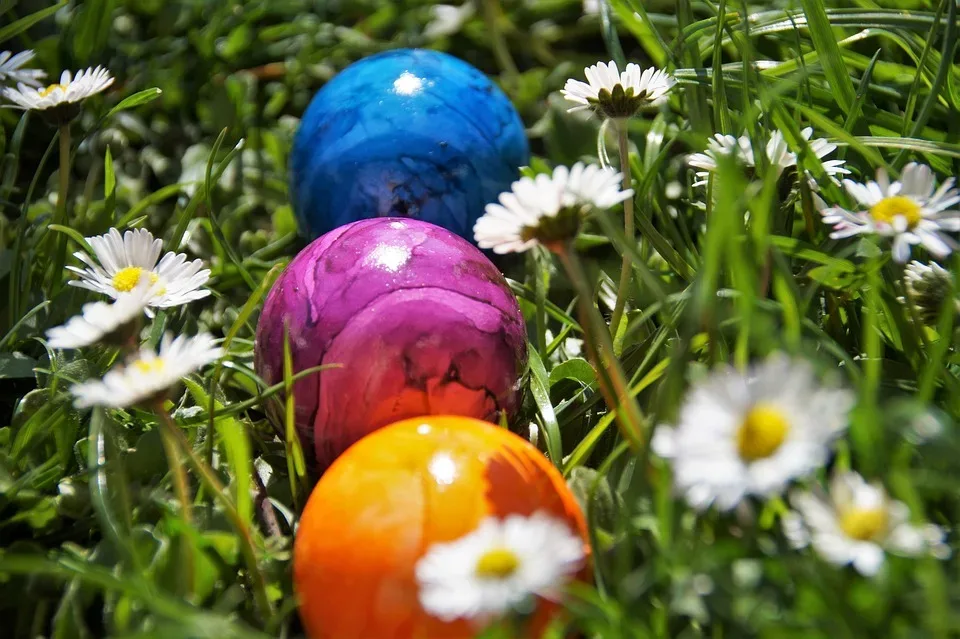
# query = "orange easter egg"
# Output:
<box><xmin>293</xmin><ymin>415</ymin><xmax>589</xmax><ymax>639</ymax></box>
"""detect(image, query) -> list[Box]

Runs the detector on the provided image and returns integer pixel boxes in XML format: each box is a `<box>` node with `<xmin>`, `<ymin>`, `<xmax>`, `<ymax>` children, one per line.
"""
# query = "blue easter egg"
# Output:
<box><xmin>289</xmin><ymin>48</ymin><xmax>530</xmax><ymax>241</ymax></box>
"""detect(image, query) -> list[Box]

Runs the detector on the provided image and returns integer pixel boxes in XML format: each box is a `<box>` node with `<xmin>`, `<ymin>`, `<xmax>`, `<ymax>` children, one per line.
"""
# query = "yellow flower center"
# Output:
<box><xmin>38</xmin><ymin>83</ymin><xmax>66</xmax><ymax>98</ymax></box>
<box><xmin>475</xmin><ymin>547</ymin><xmax>520</xmax><ymax>580</ymax></box>
<box><xmin>737</xmin><ymin>403</ymin><xmax>790</xmax><ymax>461</ymax></box>
<box><xmin>133</xmin><ymin>358</ymin><xmax>165</xmax><ymax>374</ymax></box>
<box><xmin>111</xmin><ymin>267</ymin><xmax>159</xmax><ymax>293</ymax></box>
<box><xmin>869</xmin><ymin>196</ymin><xmax>921</xmax><ymax>228</ymax></box>
<box><xmin>839</xmin><ymin>508</ymin><xmax>888</xmax><ymax>542</ymax></box>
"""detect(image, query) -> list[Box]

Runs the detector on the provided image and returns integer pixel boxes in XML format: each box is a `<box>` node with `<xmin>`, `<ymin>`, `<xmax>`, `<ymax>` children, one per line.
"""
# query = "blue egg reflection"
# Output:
<box><xmin>290</xmin><ymin>48</ymin><xmax>530</xmax><ymax>242</ymax></box>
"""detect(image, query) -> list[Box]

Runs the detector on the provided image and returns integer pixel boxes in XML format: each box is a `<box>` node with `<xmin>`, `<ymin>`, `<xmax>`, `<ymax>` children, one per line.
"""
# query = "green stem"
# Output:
<box><xmin>609</xmin><ymin>120</ymin><xmax>635</xmax><ymax>339</ymax></box>
<box><xmin>50</xmin><ymin>123</ymin><xmax>72</xmax><ymax>296</ymax></box>
<box><xmin>155</xmin><ymin>404</ymin><xmax>195</xmax><ymax>598</ymax></box>
<box><xmin>481</xmin><ymin>0</ymin><xmax>519</xmax><ymax>84</ymax></box>
<box><xmin>533</xmin><ymin>250</ymin><xmax>549</xmax><ymax>362</ymax></box>
<box><xmin>155</xmin><ymin>406</ymin><xmax>274</xmax><ymax>620</ymax></box>
<box><xmin>57</xmin><ymin>124</ymin><xmax>70</xmax><ymax>226</ymax></box>
<box><xmin>555</xmin><ymin>243</ymin><xmax>646</xmax><ymax>452</ymax></box>
<box><xmin>158</xmin><ymin>419</ymin><xmax>194</xmax><ymax>522</ymax></box>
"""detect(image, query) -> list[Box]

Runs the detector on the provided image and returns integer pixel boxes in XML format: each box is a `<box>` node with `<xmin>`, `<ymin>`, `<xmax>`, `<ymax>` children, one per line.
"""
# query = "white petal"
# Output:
<box><xmin>851</xmin><ymin>543</ymin><xmax>885</xmax><ymax>576</ymax></box>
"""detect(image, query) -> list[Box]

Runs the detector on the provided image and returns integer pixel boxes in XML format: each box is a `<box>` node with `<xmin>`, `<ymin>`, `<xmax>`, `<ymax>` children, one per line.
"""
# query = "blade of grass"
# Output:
<box><xmin>598</xmin><ymin>0</ymin><xmax>626</xmax><ymax>69</ymax></box>
<box><xmin>0</xmin><ymin>1</ymin><xmax>66</xmax><ymax>42</ymax></box>
<box><xmin>178</xmin><ymin>364</ymin><xmax>340</xmax><ymax>426</ymax></box>
<box><xmin>282</xmin><ymin>323</ymin><xmax>307</xmax><ymax>511</ymax></box>
<box><xmin>893</xmin><ymin>0</ymin><xmax>957</xmax><ymax>168</ymax></box>
<box><xmin>527</xmin><ymin>345</ymin><xmax>563</xmax><ymax>467</ymax></box>
<box><xmin>203</xmin><ymin>263</ymin><xmax>284</xmax><ymax>478</ymax></box>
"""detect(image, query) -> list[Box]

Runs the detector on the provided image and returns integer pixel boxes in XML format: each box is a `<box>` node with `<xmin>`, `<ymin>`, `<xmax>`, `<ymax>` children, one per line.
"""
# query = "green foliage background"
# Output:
<box><xmin>1</xmin><ymin>0</ymin><xmax>960</xmax><ymax>637</ymax></box>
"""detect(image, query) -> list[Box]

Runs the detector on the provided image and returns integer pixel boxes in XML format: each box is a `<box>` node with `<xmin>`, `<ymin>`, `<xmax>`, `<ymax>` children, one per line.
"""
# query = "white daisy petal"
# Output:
<box><xmin>2</xmin><ymin>65</ymin><xmax>113</xmax><ymax>111</ymax></box>
<box><xmin>0</xmin><ymin>49</ymin><xmax>46</xmax><ymax>88</ymax></box>
<box><xmin>916</xmin><ymin>226</ymin><xmax>956</xmax><ymax>258</ymax></box>
<box><xmin>651</xmin><ymin>426</ymin><xmax>678</xmax><ymax>458</ymax></box>
<box><xmin>423</xmin><ymin>3</ymin><xmax>476</xmax><ymax>39</ymax></box>
<box><xmin>688</xmin><ymin>127</ymin><xmax>847</xmax><ymax>189</ymax></box>
<box><xmin>820</xmin><ymin>163</ymin><xmax>960</xmax><ymax>262</ymax></box>
<box><xmin>850</xmin><ymin>543</ymin><xmax>886</xmax><ymax>576</ymax></box>
<box><xmin>415</xmin><ymin>512</ymin><xmax>586</xmax><ymax>623</ymax></box>
<box><xmin>68</xmin><ymin>227</ymin><xmax>211</xmax><ymax>310</ymax></box>
<box><xmin>781</xmin><ymin>511</ymin><xmax>811</xmax><ymax>548</ymax></box>
<box><xmin>652</xmin><ymin>353</ymin><xmax>854</xmax><ymax>511</ymax></box>
<box><xmin>473</xmin><ymin>163</ymin><xmax>631</xmax><ymax>254</ymax></box>
<box><xmin>786</xmin><ymin>470</ymin><xmax>948</xmax><ymax>577</ymax></box>
<box><xmin>891</xmin><ymin>235</ymin><xmax>913</xmax><ymax>263</ymax></box>
<box><xmin>46</xmin><ymin>280</ymin><xmax>155</xmax><ymax>349</ymax></box>
<box><xmin>71</xmin><ymin>332</ymin><xmax>223</xmax><ymax>408</ymax></box>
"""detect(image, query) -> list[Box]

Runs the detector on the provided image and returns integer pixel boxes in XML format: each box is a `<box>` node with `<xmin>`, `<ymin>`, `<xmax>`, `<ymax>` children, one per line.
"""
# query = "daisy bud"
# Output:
<box><xmin>900</xmin><ymin>260</ymin><xmax>957</xmax><ymax>325</ymax></box>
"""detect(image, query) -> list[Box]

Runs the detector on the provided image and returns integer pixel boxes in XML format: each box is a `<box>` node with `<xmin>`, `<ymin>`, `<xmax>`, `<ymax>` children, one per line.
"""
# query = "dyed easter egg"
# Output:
<box><xmin>293</xmin><ymin>416</ymin><xmax>589</xmax><ymax>639</ymax></box>
<box><xmin>254</xmin><ymin>218</ymin><xmax>528</xmax><ymax>470</ymax></box>
<box><xmin>289</xmin><ymin>48</ymin><xmax>529</xmax><ymax>241</ymax></box>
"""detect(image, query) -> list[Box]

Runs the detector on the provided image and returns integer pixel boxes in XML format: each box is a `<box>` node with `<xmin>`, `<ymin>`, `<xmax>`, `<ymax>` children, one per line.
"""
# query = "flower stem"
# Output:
<box><xmin>555</xmin><ymin>244</ymin><xmax>645</xmax><ymax>452</ymax></box>
<box><xmin>158</xmin><ymin>417</ymin><xmax>194</xmax><ymax>522</ymax></box>
<box><xmin>609</xmin><ymin>120</ymin><xmax>635</xmax><ymax>340</ymax></box>
<box><xmin>154</xmin><ymin>402</ymin><xmax>195</xmax><ymax>598</ymax></box>
<box><xmin>57</xmin><ymin>123</ymin><xmax>70</xmax><ymax>225</ymax></box>
<box><xmin>481</xmin><ymin>0</ymin><xmax>519</xmax><ymax>85</ymax></box>
<box><xmin>154</xmin><ymin>405</ymin><xmax>274</xmax><ymax>620</ymax></box>
<box><xmin>50</xmin><ymin>122</ymin><xmax>72</xmax><ymax>296</ymax></box>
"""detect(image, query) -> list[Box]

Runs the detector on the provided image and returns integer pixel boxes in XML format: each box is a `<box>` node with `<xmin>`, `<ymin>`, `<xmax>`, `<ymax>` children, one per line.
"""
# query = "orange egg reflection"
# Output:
<box><xmin>293</xmin><ymin>416</ymin><xmax>589</xmax><ymax>638</ymax></box>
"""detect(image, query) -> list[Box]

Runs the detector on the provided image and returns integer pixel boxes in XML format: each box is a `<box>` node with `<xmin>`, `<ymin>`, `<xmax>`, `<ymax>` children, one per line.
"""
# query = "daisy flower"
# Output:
<box><xmin>561</xmin><ymin>60</ymin><xmax>674</xmax><ymax>120</ymax></box>
<box><xmin>0</xmin><ymin>50</ymin><xmax>45</xmax><ymax>88</ymax></box>
<box><xmin>423</xmin><ymin>3</ymin><xmax>475</xmax><ymax>39</ymax></box>
<box><xmin>2</xmin><ymin>66</ymin><xmax>113</xmax><ymax>119</ymax></box>
<box><xmin>783</xmin><ymin>471</ymin><xmax>950</xmax><ymax>577</ymax></box>
<box><xmin>899</xmin><ymin>260</ymin><xmax>957</xmax><ymax>325</ymax></box>
<box><xmin>651</xmin><ymin>354</ymin><xmax>855</xmax><ymax>511</ymax></box>
<box><xmin>67</xmin><ymin>227</ymin><xmax>211</xmax><ymax>313</ymax></box>
<box><xmin>473</xmin><ymin>162</ymin><xmax>632</xmax><ymax>254</ymax></box>
<box><xmin>71</xmin><ymin>332</ymin><xmax>223</xmax><ymax>408</ymax></box>
<box><xmin>687</xmin><ymin>127</ymin><xmax>848</xmax><ymax>188</ymax></box>
<box><xmin>818</xmin><ymin>162</ymin><xmax>960</xmax><ymax>263</ymax></box>
<box><xmin>46</xmin><ymin>280</ymin><xmax>155</xmax><ymax>350</ymax></box>
<box><xmin>416</xmin><ymin>512</ymin><xmax>586</xmax><ymax>623</ymax></box>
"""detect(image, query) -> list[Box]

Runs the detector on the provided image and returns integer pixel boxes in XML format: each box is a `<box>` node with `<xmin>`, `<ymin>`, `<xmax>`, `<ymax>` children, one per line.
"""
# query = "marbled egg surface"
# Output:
<box><xmin>290</xmin><ymin>48</ymin><xmax>529</xmax><ymax>241</ymax></box>
<box><xmin>254</xmin><ymin>218</ymin><xmax>528</xmax><ymax>470</ymax></box>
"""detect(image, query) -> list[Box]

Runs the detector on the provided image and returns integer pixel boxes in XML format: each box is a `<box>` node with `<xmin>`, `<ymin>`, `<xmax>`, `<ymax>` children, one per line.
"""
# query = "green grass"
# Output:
<box><xmin>2</xmin><ymin>0</ymin><xmax>960</xmax><ymax>637</ymax></box>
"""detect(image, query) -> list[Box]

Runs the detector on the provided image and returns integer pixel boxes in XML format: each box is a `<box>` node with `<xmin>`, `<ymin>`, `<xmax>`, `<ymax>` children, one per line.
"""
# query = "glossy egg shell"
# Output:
<box><xmin>289</xmin><ymin>48</ymin><xmax>530</xmax><ymax>241</ymax></box>
<box><xmin>293</xmin><ymin>416</ymin><xmax>590</xmax><ymax>639</ymax></box>
<box><xmin>254</xmin><ymin>218</ymin><xmax>528</xmax><ymax>471</ymax></box>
